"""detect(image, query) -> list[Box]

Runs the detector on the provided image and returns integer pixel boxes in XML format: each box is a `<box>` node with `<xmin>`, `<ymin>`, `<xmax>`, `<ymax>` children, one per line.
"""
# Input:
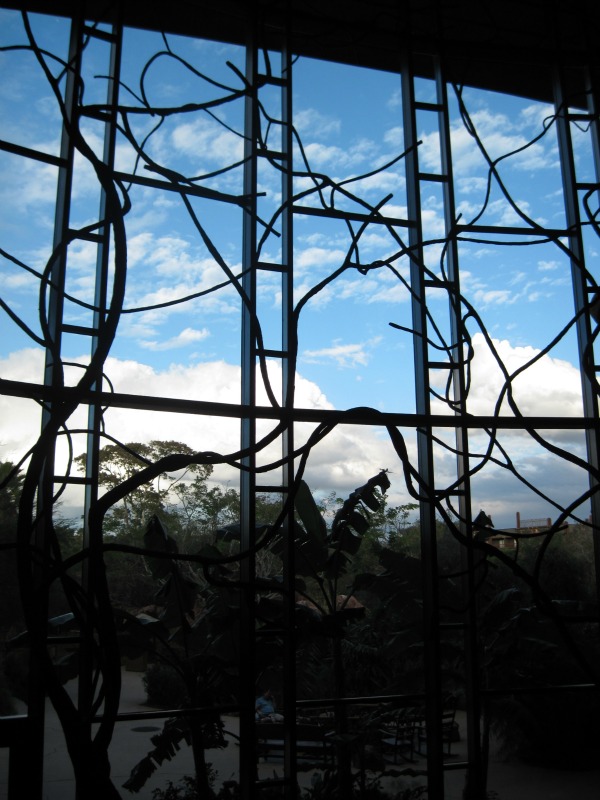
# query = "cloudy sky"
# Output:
<box><xmin>0</xmin><ymin>9</ymin><xmax>597</xmax><ymax>528</ymax></box>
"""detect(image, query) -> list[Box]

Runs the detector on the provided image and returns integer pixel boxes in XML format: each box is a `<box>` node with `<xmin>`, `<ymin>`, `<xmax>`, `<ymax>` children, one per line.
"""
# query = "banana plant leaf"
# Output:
<box><xmin>377</xmin><ymin>548</ymin><xmax>422</xmax><ymax>581</ymax></box>
<box><xmin>324</xmin><ymin>548</ymin><xmax>351</xmax><ymax>580</ymax></box>
<box><xmin>113</xmin><ymin>609</ymin><xmax>170</xmax><ymax>658</ymax></box>
<box><xmin>329</xmin><ymin>524</ymin><xmax>362</xmax><ymax>555</ymax></box>
<box><xmin>143</xmin><ymin>515</ymin><xmax>179</xmax><ymax>580</ymax></box>
<box><xmin>328</xmin><ymin>471</ymin><xmax>390</xmax><ymax>561</ymax></box>
<box><xmin>294</xmin><ymin>480</ymin><xmax>328</xmax><ymax>563</ymax></box>
<box><xmin>331</xmin><ymin>470</ymin><xmax>390</xmax><ymax>530</ymax></box>
<box><xmin>123</xmin><ymin>715</ymin><xmax>226</xmax><ymax>794</ymax></box>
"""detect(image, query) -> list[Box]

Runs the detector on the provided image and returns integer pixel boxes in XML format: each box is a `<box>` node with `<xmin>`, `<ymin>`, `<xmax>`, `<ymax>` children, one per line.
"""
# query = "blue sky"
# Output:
<box><xmin>0</xmin><ymin>8</ymin><xmax>597</xmax><ymax>528</ymax></box>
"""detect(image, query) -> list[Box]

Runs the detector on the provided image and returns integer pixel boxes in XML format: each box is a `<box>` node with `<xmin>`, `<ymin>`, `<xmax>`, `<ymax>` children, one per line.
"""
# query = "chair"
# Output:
<box><xmin>416</xmin><ymin>700</ymin><xmax>458</xmax><ymax>757</ymax></box>
<box><xmin>379</xmin><ymin>707</ymin><xmax>419</xmax><ymax>763</ymax></box>
<box><xmin>256</xmin><ymin>721</ymin><xmax>335</xmax><ymax>764</ymax></box>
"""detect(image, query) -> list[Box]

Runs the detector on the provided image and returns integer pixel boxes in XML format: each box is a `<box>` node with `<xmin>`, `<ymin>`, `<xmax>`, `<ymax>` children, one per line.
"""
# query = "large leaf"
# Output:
<box><xmin>330</xmin><ymin>523</ymin><xmax>362</xmax><ymax>555</ymax></box>
<box><xmin>123</xmin><ymin>711</ymin><xmax>228</xmax><ymax>794</ymax></box>
<box><xmin>480</xmin><ymin>587</ymin><xmax>522</xmax><ymax>631</ymax></box>
<box><xmin>378</xmin><ymin>549</ymin><xmax>422</xmax><ymax>586</ymax></box>
<box><xmin>346</xmin><ymin>509</ymin><xmax>370</xmax><ymax>535</ymax></box>
<box><xmin>114</xmin><ymin>609</ymin><xmax>170</xmax><ymax>657</ymax></box>
<box><xmin>143</xmin><ymin>515</ymin><xmax>178</xmax><ymax>580</ymax></box>
<box><xmin>294</xmin><ymin>480</ymin><xmax>328</xmax><ymax>548</ymax></box>
<box><xmin>330</xmin><ymin>471</ymin><xmax>390</xmax><ymax>547</ymax></box>
<box><xmin>332</xmin><ymin>471</ymin><xmax>391</xmax><ymax>526</ymax></box>
<box><xmin>155</xmin><ymin>572</ymin><xmax>200</xmax><ymax>626</ymax></box>
<box><xmin>295</xmin><ymin>531</ymin><xmax>330</xmax><ymax>575</ymax></box>
<box><xmin>324</xmin><ymin>547</ymin><xmax>351</xmax><ymax>580</ymax></box>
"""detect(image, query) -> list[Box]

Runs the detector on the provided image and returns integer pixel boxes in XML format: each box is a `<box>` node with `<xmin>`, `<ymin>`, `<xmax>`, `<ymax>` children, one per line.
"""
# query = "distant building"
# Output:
<box><xmin>487</xmin><ymin>513</ymin><xmax>553</xmax><ymax>550</ymax></box>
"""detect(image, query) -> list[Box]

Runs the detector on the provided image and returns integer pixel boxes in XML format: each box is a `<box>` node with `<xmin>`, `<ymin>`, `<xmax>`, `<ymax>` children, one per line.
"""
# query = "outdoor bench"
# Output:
<box><xmin>256</xmin><ymin>721</ymin><xmax>335</xmax><ymax>764</ymax></box>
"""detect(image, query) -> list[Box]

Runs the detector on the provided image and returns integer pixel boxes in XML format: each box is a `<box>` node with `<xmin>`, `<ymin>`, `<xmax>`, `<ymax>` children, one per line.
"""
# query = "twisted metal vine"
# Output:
<box><xmin>0</xmin><ymin>6</ymin><xmax>599</xmax><ymax>797</ymax></box>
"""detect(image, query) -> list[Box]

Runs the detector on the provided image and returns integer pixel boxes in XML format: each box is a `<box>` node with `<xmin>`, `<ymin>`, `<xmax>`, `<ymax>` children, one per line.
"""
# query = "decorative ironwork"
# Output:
<box><xmin>0</xmin><ymin>3</ymin><xmax>599</xmax><ymax>799</ymax></box>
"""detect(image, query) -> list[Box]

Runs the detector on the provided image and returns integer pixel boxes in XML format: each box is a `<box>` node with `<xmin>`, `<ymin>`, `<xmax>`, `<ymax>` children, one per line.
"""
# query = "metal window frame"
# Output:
<box><xmin>0</xmin><ymin>4</ymin><xmax>599</xmax><ymax>799</ymax></box>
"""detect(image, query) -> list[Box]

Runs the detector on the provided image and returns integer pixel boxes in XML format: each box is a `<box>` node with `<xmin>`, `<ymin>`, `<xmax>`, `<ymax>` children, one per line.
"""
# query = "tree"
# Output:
<box><xmin>75</xmin><ymin>442</ymin><xmax>227</xmax><ymax>608</ymax></box>
<box><xmin>75</xmin><ymin>441</ymin><xmax>214</xmax><ymax>541</ymax></box>
<box><xmin>0</xmin><ymin>462</ymin><xmax>76</xmax><ymax>629</ymax></box>
<box><xmin>0</xmin><ymin>461</ymin><xmax>25</xmax><ymax>636</ymax></box>
<box><xmin>267</xmin><ymin>471</ymin><xmax>392</xmax><ymax>796</ymax></box>
<box><xmin>167</xmin><ymin>478</ymin><xmax>240</xmax><ymax>552</ymax></box>
<box><xmin>119</xmin><ymin>515</ymin><xmax>234</xmax><ymax>797</ymax></box>
<box><xmin>121</xmin><ymin>471</ymin><xmax>393</xmax><ymax>798</ymax></box>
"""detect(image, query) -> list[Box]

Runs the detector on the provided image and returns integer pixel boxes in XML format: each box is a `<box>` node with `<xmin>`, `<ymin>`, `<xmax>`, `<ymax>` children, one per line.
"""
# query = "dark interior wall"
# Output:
<box><xmin>3</xmin><ymin>0</ymin><xmax>599</xmax><ymax>103</ymax></box>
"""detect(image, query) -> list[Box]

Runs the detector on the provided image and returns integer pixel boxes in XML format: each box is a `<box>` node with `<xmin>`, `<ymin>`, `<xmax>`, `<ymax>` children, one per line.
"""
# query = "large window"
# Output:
<box><xmin>0</xmin><ymin>5</ymin><xmax>599</xmax><ymax>799</ymax></box>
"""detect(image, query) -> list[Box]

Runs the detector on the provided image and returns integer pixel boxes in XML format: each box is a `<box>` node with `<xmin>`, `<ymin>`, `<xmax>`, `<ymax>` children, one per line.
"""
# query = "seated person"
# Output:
<box><xmin>255</xmin><ymin>688</ymin><xmax>283</xmax><ymax>721</ymax></box>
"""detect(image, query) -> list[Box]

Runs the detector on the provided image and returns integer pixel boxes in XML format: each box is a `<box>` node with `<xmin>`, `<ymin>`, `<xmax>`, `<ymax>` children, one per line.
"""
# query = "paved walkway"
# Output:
<box><xmin>1</xmin><ymin>671</ymin><xmax>599</xmax><ymax>799</ymax></box>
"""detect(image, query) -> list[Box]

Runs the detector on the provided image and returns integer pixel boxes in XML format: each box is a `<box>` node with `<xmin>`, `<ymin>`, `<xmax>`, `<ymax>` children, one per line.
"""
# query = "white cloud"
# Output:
<box><xmin>0</xmin><ymin>350</ymin><xmax>45</xmax><ymax>458</ymax></box>
<box><xmin>368</xmin><ymin>282</ymin><xmax>411</xmax><ymax>304</ymax></box>
<box><xmin>171</xmin><ymin>117</ymin><xmax>244</xmax><ymax>165</ymax></box>
<box><xmin>300</xmin><ymin>137</ymin><xmax>377</xmax><ymax>173</ymax></box>
<box><xmin>113</xmin><ymin>233</ymin><xmax>242</xmax><ymax>340</ymax></box>
<box><xmin>349</xmin><ymin>168</ymin><xmax>405</xmax><ymax>196</ymax></box>
<box><xmin>538</xmin><ymin>260</ymin><xmax>559</xmax><ymax>271</ymax></box>
<box><xmin>519</xmin><ymin>103</ymin><xmax>555</xmax><ymax>132</ymax></box>
<box><xmin>448</xmin><ymin>109</ymin><xmax>552</xmax><ymax>174</ymax></box>
<box><xmin>427</xmin><ymin>332</ymin><xmax>590</xmax><ymax>523</ymax></box>
<box><xmin>0</xmin><ymin>270</ymin><xmax>36</xmax><ymax>291</ymax></box>
<box><xmin>383</xmin><ymin>126</ymin><xmax>403</xmax><ymax>148</ymax></box>
<box><xmin>301</xmin><ymin>142</ymin><xmax>348</xmax><ymax>169</ymax></box>
<box><xmin>0</xmin><ymin>338</ymin><xmax>590</xmax><ymax>527</ymax></box>
<box><xmin>139</xmin><ymin>327</ymin><xmax>210</xmax><ymax>351</ymax></box>
<box><xmin>0</xmin><ymin>349</ymin><xmax>411</xmax><ymax>512</ymax></box>
<box><xmin>294</xmin><ymin>108</ymin><xmax>341</xmax><ymax>139</ymax></box>
<box><xmin>473</xmin><ymin>288</ymin><xmax>514</xmax><ymax>307</ymax></box>
<box><xmin>456</xmin><ymin>176</ymin><xmax>489</xmax><ymax>195</ymax></box>
<box><xmin>430</xmin><ymin>332</ymin><xmax>584</xmax><ymax>419</ymax></box>
<box><xmin>0</xmin><ymin>156</ymin><xmax>58</xmax><ymax>211</ymax></box>
<box><xmin>386</xmin><ymin>89</ymin><xmax>402</xmax><ymax>111</ymax></box>
<box><xmin>296</xmin><ymin>246</ymin><xmax>347</xmax><ymax>274</ymax></box>
<box><xmin>301</xmin><ymin>338</ymin><xmax>381</xmax><ymax>368</ymax></box>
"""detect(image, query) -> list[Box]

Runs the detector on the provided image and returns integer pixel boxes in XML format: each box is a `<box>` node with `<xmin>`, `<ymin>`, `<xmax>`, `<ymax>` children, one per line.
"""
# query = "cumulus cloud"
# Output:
<box><xmin>300</xmin><ymin>137</ymin><xmax>378</xmax><ymax>174</ymax></box>
<box><xmin>0</xmin><ymin>156</ymin><xmax>58</xmax><ymax>212</ymax></box>
<box><xmin>0</xmin><ymin>333</ymin><xmax>592</xmax><ymax>527</ymax></box>
<box><xmin>538</xmin><ymin>260</ymin><xmax>559</xmax><ymax>271</ymax></box>
<box><xmin>139</xmin><ymin>327</ymin><xmax>211</xmax><ymax>351</ymax></box>
<box><xmin>0</xmin><ymin>63</ymin><xmax>590</xmax><ymax>530</ymax></box>
<box><xmin>427</xmin><ymin>333</ymin><xmax>590</xmax><ymax>524</ymax></box>
<box><xmin>294</xmin><ymin>108</ymin><xmax>341</xmax><ymax>139</ymax></box>
<box><xmin>171</xmin><ymin>117</ymin><xmax>244</xmax><ymax>165</ymax></box>
<box><xmin>301</xmin><ymin>338</ymin><xmax>381</xmax><ymax>368</ymax></box>
<box><xmin>429</xmin><ymin>332</ymin><xmax>584</xmax><ymax>420</ymax></box>
<box><xmin>472</xmin><ymin>288</ymin><xmax>514</xmax><ymax>307</ymax></box>
<box><xmin>0</xmin><ymin>348</ymin><xmax>411</xmax><ymax>513</ymax></box>
<box><xmin>296</xmin><ymin>246</ymin><xmax>347</xmax><ymax>273</ymax></box>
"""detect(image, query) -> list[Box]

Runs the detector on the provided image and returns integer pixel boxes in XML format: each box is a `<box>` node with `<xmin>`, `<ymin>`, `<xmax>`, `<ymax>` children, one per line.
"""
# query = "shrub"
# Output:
<box><xmin>143</xmin><ymin>662</ymin><xmax>188</xmax><ymax>708</ymax></box>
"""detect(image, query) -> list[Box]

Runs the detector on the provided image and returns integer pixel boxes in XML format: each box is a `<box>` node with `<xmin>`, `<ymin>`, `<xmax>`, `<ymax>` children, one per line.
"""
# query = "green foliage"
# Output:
<box><xmin>149</xmin><ymin>771</ymin><xmax>428</xmax><ymax>800</ymax></box>
<box><xmin>143</xmin><ymin>662</ymin><xmax>188</xmax><ymax>708</ymax></box>
<box><xmin>123</xmin><ymin>515</ymin><xmax>242</xmax><ymax>795</ymax></box>
<box><xmin>131</xmin><ymin>472</ymin><xmax>395</xmax><ymax>797</ymax></box>
<box><xmin>74</xmin><ymin>440</ymin><xmax>215</xmax><ymax>542</ymax></box>
<box><xmin>488</xmin><ymin>688</ymin><xmax>600</xmax><ymax>769</ymax></box>
<box><xmin>0</xmin><ymin>461</ymin><xmax>25</xmax><ymax>636</ymax></box>
<box><xmin>124</xmin><ymin>714</ymin><xmax>226</xmax><ymax>794</ymax></box>
<box><xmin>518</xmin><ymin>524</ymin><xmax>595</xmax><ymax>602</ymax></box>
<box><xmin>152</xmin><ymin>775</ymin><xmax>207</xmax><ymax>800</ymax></box>
<box><xmin>150</xmin><ymin>774</ymin><xmax>293</xmax><ymax>800</ymax></box>
<box><xmin>292</xmin><ymin>470</ymin><xmax>391</xmax><ymax>608</ymax></box>
<box><xmin>303</xmin><ymin>769</ymin><xmax>427</xmax><ymax>799</ymax></box>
